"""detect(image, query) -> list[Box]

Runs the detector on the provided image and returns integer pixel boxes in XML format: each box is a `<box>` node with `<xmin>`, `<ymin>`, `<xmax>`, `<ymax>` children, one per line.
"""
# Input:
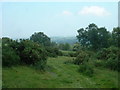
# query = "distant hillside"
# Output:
<box><xmin>51</xmin><ymin>36</ymin><xmax>78</xmax><ymax>44</ymax></box>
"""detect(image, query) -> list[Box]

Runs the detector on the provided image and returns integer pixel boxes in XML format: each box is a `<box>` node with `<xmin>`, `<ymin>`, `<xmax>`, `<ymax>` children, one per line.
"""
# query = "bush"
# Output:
<box><xmin>2</xmin><ymin>49</ymin><xmax>20</xmax><ymax>67</ymax></box>
<box><xmin>94</xmin><ymin>60</ymin><xmax>105</xmax><ymax>67</ymax></box>
<box><xmin>45</xmin><ymin>47</ymin><xmax>62</xmax><ymax>57</ymax></box>
<box><xmin>79</xmin><ymin>64</ymin><xmax>94</xmax><ymax>77</ymax></box>
<box><xmin>34</xmin><ymin>59</ymin><xmax>47</xmax><ymax>70</ymax></box>
<box><xmin>96</xmin><ymin>46</ymin><xmax>119</xmax><ymax>71</ymax></box>
<box><xmin>105</xmin><ymin>56</ymin><xmax>118</xmax><ymax>71</ymax></box>
<box><xmin>21</xmin><ymin>47</ymin><xmax>46</xmax><ymax>65</ymax></box>
<box><xmin>2</xmin><ymin>38</ymin><xmax>20</xmax><ymax>67</ymax></box>
<box><xmin>18</xmin><ymin>40</ymin><xmax>47</xmax><ymax>66</ymax></box>
<box><xmin>68</xmin><ymin>52</ymin><xmax>76</xmax><ymax>57</ymax></box>
<box><xmin>53</xmin><ymin>48</ymin><xmax>63</xmax><ymax>56</ymax></box>
<box><xmin>74</xmin><ymin>50</ymin><xmax>90</xmax><ymax>65</ymax></box>
<box><xmin>2</xmin><ymin>38</ymin><xmax>47</xmax><ymax>70</ymax></box>
<box><xmin>97</xmin><ymin>46</ymin><xmax>118</xmax><ymax>60</ymax></box>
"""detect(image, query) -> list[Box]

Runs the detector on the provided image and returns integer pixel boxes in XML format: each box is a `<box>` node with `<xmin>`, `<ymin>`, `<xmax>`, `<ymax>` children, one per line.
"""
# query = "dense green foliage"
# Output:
<box><xmin>76</xmin><ymin>23</ymin><xmax>120</xmax><ymax>72</ymax></box>
<box><xmin>77</xmin><ymin>23</ymin><xmax>112</xmax><ymax>50</ymax></box>
<box><xmin>2</xmin><ymin>38</ymin><xmax>20</xmax><ymax>67</ymax></box>
<box><xmin>96</xmin><ymin>46</ymin><xmax>119</xmax><ymax>71</ymax></box>
<box><xmin>30</xmin><ymin>32</ymin><xmax>51</xmax><ymax>46</ymax></box>
<box><xmin>18</xmin><ymin>39</ymin><xmax>47</xmax><ymax>66</ymax></box>
<box><xmin>73</xmin><ymin>50</ymin><xmax>94</xmax><ymax>76</ymax></box>
<box><xmin>30</xmin><ymin>32</ymin><xmax>63</xmax><ymax>58</ymax></box>
<box><xmin>2</xmin><ymin>38</ymin><xmax>47</xmax><ymax>70</ymax></box>
<box><xmin>2</xmin><ymin>32</ymin><xmax>62</xmax><ymax>69</ymax></box>
<box><xmin>112</xmin><ymin>27</ymin><xmax>120</xmax><ymax>48</ymax></box>
<box><xmin>79</xmin><ymin>63</ymin><xmax>94</xmax><ymax>77</ymax></box>
<box><xmin>74</xmin><ymin>50</ymin><xmax>90</xmax><ymax>65</ymax></box>
<box><xmin>45</xmin><ymin>47</ymin><xmax>62</xmax><ymax>57</ymax></box>
<box><xmin>72</xmin><ymin>43</ymin><xmax>81</xmax><ymax>51</ymax></box>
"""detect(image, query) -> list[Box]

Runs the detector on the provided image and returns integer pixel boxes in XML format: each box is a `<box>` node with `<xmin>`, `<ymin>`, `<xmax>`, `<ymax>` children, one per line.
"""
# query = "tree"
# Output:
<box><xmin>112</xmin><ymin>27</ymin><xmax>120</xmax><ymax>48</ymax></box>
<box><xmin>76</xmin><ymin>23</ymin><xmax>110</xmax><ymax>50</ymax></box>
<box><xmin>76</xmin><ymin>28</ymin><xmax>89</xmax><ymax>48</ymax></box>
<box><xmin>97</xmin><ymin>27</ymin><xmax>110</xmax><ymax>48</ymax></box>
<box><xmin>87</xmin><ymin>23</ymin><xmax>103</xmax><ymax>50</ymax></box>
<box><xmin>30</xmin><ymin>32</ymin><xmax>51</xmax><ymax>46</ymax></box>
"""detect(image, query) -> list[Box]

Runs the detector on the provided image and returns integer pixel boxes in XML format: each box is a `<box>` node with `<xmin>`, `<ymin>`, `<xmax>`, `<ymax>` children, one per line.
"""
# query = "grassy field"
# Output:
<box><xmin>2</xmin><ymin>56</ymin><xmax>118</xmax><ymax>88</ymax></box>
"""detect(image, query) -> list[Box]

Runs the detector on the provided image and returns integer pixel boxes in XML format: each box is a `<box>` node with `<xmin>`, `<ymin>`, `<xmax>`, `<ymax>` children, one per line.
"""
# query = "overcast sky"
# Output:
<box><xmin>1</xmin><ymin>2</ymin><xmax>118</xmax><ymax>38</ymax></box>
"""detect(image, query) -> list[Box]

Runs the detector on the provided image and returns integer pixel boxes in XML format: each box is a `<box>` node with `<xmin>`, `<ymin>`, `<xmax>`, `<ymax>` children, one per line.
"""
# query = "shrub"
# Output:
<box><xmin>18</xmin><ymin>40</ymin><xmax>47</xmax><ymax>66</ymax></box>
<box><xmin>34</xmin><ymin>59</ymin><xmax>47</xmax><ymax>70</ymax></box>
<box><xmin>2</xmin><ymin>45</ymin><xmax>20</xmax><ymax>67</ymax></box>
<box><xmin>74</xmin><ymin>51</ymin><xmax>90</xmax><ymax>65</ymax></box>
<box><xmin>2</xmin><ymin>38</ymin><xmax>20</xmax><ymax>67</ymax></box>
<box><xmin>68</xmin><ymin>52</ymin><xmax>76</xmax><ymax>57</ymax></box>
<box><xmin>96</xmin><ymin>46</ymin><xmax>118</xmax><ymax>60</ymax></box>
<box><xmin>79</xmin><ymin>64</ymin><xmax>94</xmax><ymax>77</ymax></box>
<box><xmin>2</xmin><ymin>37</ymin><xmax>48</xmax><ymax>70</ymax></box>
<box><xmin>52</xmin><ymin>47</ymin><xmax>63</xmax><ymax>56</ymax></box>
<box><xmin>96</xmin><ymin>46</ymin><xmax>119</xmax><ymax>71</ymax></box>
<box><xmin>20</xmin><ymin>47</ymin><xmax>46</xmax><ymax>65</ymax></box>
<box><xmin>45</xmin><ymin>47</ymin><xmax>62</xmax><ymax>57</ymax></box>
<box><xmin>94</xmin><ymin>60</ymin><xmax>105</xmax><ymax>67</ymax></box>
<box><xmin>105</xmin><ymin>56</ymin><xmax>118</xmax><ymax>71</ymax></box>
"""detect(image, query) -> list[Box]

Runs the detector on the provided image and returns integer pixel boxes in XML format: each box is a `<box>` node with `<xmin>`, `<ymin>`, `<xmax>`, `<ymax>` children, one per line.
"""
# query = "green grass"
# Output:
<box><xmin>2</xmin><ymin>56</ymin><xmax>118</xmax><ymax>88</ymax></box>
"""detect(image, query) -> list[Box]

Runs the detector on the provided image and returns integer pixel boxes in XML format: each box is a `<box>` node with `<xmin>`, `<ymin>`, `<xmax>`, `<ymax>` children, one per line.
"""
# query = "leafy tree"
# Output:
<box><xmin>98</xmin><ymin>27</ymin><xmax>110</xmax><ymax>48</ymax></box>
<box><xmin>87</xmin><ymin>24</ymin><xmax>99</xmax><ymax>50</ymax></box>
<box><xmin>30</xmin><ymin>32</ymin><xmax>62</xmax><ymax>58</ymax></box>
<box><xmin>30</xmin><ymin>32</ymin><xmax>51</xmax><ymax>46</ymax></box>
<box><xmin>112</xmin><ymin>27</ymin><xmax>120</xmax><ymax>48</ymax></box>
<box><xmin>77</xmin><ymin>23</ymin><xmax>110</xmax><ymax>50</ymax></box>
<box><xmin>76</xmin><ymin>28</ymin><xmax>89</xmax><ymax>48</ymax></box>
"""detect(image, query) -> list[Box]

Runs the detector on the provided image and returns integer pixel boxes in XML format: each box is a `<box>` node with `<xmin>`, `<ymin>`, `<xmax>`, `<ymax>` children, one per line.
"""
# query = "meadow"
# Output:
<box><xmin>2</xmin><ymin>56</ymin><xmax>118</xmax><ymax>88</ymax></box>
